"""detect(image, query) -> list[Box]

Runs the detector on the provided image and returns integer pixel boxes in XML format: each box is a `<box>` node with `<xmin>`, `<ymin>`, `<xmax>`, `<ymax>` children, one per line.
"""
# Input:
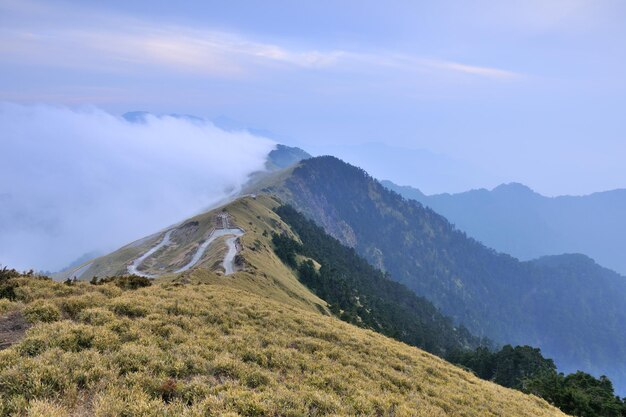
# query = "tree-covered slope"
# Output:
<box><xmin>270</xmin><ymin>204</ymin><xmax>626</xmax><ymax>415</ymax></box>
<box><xmin>263</xmin><ymin>156</ymin><xmax>626</xmax><ymax>393</ymax></box>
<box><xmin>382</xmin><ymin>180</ymin><xmax>626</xmax><ymax>276</ymax></box>
<box><xmin>272</xmin><ymin>204</ymin><xmax>481</xmax><ymax>357</ymax></box>
<box><xmin>451</xmin><ymin>344</ymin><xmax>626</xmax><ymax>416</ymax></box>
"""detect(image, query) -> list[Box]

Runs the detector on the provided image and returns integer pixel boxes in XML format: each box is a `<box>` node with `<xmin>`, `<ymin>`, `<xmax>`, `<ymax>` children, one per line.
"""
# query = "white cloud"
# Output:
<box><xmin>425</xmin><ymin>60</ymin><xmax>521</xmax><ymax>80</ymax></box>
<box><xmin>0</xmin><ymin>24</ymin><xmax>349</xmax><ymax>77</ymax></box>
<box><xmin>0</xmin><ymin>4</ymin><xmax>521</xmax><ymax>81</ymax></box>
<box><xmin>0</xmin><ymin>103</ymin><xmax>275</xmax><ymax>272</ymax></box>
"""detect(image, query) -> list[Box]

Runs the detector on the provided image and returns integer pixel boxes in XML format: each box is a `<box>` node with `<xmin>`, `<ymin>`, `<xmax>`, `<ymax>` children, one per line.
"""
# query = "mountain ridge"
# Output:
<box><xmin>257</xmin><ymin>156</ymin><xmax>626</xmax><ymax>393</ymax></box>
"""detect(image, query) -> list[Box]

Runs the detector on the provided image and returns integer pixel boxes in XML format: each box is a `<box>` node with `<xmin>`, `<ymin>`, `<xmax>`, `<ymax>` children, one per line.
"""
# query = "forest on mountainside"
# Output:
<box><xmin>270</xmin><ymin>208</ymin><xmax>626</xmax><ymax>417</ymax></box>
<box><xmin>272</xmin><ymin>205</ymin><xmax>481</xmax><ymax>357</ymax></box>
<box><xmin>269</xmin><ymin>156</ymin><xmax>626</xmax><ymax>392</ymax></box>
<box><xmin>451</xmin><ymin>346</ymin><xmax>626</xmax><ymax>417</ymax></box>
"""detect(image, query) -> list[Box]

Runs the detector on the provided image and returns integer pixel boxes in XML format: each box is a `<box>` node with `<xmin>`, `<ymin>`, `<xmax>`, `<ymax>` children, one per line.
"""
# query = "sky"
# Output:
<box><xmin>1</xmin><ymin>0</ymin><xmax>626</xmax><ymax>197</ymax></box>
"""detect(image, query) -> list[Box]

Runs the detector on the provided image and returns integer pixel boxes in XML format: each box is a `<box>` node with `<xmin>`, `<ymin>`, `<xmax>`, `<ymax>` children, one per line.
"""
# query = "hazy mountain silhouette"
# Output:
<box><xmin>383</xmin><ymin>180</ymin><xmax>626</xmax><ymax>275</ymax></box>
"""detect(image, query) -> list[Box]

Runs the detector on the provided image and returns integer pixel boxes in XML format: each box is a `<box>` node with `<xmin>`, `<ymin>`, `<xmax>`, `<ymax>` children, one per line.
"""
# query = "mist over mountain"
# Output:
<box><xmin>259</xmin><ymin>156</ymin><xmax>626</xmax><ymax>393</ymax></box>
<box><xmin>0</xmin><ymin>104</ymin><xmax>275</xmax><ymax>272</ymax></box>
<box><xmin>382</xmin><ymin>180</ymin><xmax>626</xmax><ymax>275</ymax></box>
<box><xmin>267</xmin><ymin>145</ymin><xmax>312</xmax><ymax>170</ymax></box>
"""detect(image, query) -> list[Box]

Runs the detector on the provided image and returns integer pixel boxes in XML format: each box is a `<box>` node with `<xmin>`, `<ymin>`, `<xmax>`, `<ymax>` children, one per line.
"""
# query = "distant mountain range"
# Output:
<box><xmin>257</xmin><ymin>156</ymin><xmax>626</xmax><ymax>393</ymax></box>
<box><xmin>382</xmin><ymin>180</ymin><xmax>626</xmax><ymax>276</ymax></box>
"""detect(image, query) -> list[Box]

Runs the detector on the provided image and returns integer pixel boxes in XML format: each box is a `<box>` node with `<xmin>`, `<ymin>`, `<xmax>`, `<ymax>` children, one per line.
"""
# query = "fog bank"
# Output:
<box><xmin>0</xmin><ymin>103</ymin><xmax>275</xmax><ymax>272</ymax></box>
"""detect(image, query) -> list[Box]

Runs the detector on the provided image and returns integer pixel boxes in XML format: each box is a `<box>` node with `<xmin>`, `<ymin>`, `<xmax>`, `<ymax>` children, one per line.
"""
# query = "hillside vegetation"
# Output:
<box><xmin>0</xmin><ymin>195</ymin><xmax>570</xmax><ymax>416</ymax></box>
<box><xmin>269</xmin><ymin>205</ymin><xmax>626</xmax><ymax>416</ymax></box>
<box><xmin>271</xmin><ymin>204</ymin><xmax>481</xmax><ymax>356</ymax></box>
<box><xmin>58</xmin><ymin>196</ymin><xmax>329</xmax><ymax>316</ymax></box>
<box><xmin>261</xmin><ymin>156</ymin><xmax>626</xmax><ymax>392</ymax></box>
<box><xmin>0</xmin><ymin>271</ymin><xmax>566</xmax><ymax>416</ymax></box>
<box><xmin>450</xmin><ymin>345</ymin><xmax>626</xmax><ymax>416</ymax></box>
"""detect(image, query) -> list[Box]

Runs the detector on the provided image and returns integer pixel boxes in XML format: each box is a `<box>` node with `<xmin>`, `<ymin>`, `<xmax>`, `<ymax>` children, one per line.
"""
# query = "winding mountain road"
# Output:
<box><xmin>175</xmin><ymin>228</ymin><xmax>243</xmax><ymax>273</ymax></box>
<box><xmin>127</xmin><ymin>219</ymin><xmax>243</xmax><ymax>278</ymax></box>
<box><xmin>128</xmin><ymin>230</ymin><xmax>174</xmax><ymax>278</ymax></box>
<box><xmin>223</xmin><ymin>235</ymin><xmax>241</xmax><ymax>275</ymax></box>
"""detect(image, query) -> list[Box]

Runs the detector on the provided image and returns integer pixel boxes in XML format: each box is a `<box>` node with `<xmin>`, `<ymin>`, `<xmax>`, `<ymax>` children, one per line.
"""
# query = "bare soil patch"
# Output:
<box><xmin>0</xmin><ymin>310</ymin><xmax>29</xmax><ymax>350</ymax></box>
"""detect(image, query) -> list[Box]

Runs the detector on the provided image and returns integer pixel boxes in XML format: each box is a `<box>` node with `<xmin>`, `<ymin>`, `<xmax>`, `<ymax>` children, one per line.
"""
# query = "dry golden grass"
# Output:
<box><xmin>0</xmin><ymin>274</ymin><xmax>567</xmax><ymax>417</ymax></box>
<box><xmin>159</xmin><ymin>195</ymin><xmax>329</xmax><ymax>315</ymax></box>
<box><xmin>16</xmin><ymin>195</ymin><xmax>569</xmax><ymax>416</ymax></box>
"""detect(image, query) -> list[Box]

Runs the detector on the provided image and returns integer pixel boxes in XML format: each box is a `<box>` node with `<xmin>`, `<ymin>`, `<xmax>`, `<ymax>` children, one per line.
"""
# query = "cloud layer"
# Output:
<box><xmin>0</xmin><ymin>103</ymin><xmax>275</xmax><ymax>272</ymax></box>
<box><xmin>0</xmin><ymin>1</ymin><xmax>521</xmax><ymax>82</ymax></box>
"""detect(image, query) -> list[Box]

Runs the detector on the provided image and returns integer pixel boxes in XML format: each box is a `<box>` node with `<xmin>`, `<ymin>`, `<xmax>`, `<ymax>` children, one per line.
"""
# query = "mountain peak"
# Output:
<box><xmin>267</xmin><ymin>145</ymin><xmax>312</xmax><ymax>169</ymax></box>
<box><xmin>492</xmin><ymin>182</ymin><xmax>536</xmax><ymax>194</ymax></box>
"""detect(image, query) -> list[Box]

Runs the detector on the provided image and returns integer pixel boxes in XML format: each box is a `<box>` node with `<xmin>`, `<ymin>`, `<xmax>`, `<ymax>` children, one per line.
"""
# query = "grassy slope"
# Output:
<box><xmin>167</xmin><ymin>195</ymin><xmax>329</xmax><ymax>315</ymax></box>
<box><xmin>4</xmin><ymin>195</ymin><xmax>568</xmax><ymax>416</ymax></box>
<box><xmin>56</xmin><ymin>195</ymin><xmax>326</xmax><ymax>316</ymax></box>
<box><xmin>0</xmin><ymin>276</ymin><xmax>566</xmax><ymax>416</ymax></box>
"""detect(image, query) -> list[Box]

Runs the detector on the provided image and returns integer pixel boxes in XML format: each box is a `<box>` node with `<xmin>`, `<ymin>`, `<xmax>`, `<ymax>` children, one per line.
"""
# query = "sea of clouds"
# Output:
<box><xmin>0</xmin><ymin>103</ymin><xmax>275</xmax><ymax>272</ymax></box>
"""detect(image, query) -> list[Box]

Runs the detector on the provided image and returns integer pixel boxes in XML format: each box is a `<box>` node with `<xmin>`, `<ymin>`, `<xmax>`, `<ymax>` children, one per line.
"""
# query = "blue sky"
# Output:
<box><xmin>2</xmin><ymin>0</ymin><xmax>626</xmax><ymax>195</ymax></box>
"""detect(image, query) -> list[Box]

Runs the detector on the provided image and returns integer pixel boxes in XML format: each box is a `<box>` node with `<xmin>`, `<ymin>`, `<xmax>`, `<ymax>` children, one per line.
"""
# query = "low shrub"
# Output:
<box><xmin>93</xmin><ymin>275</ymin><xmax>152</xmax><ymax>290</ymax></box>
<box><xmin>0</xmin><ymin>298</ymin><xmax>17</xmax><ymax>314</ymax></box>
<box><xmin>0</xmin><ymin>280</ymin><xmax>18</xmax><ymax>301</ymax></box>
<box><xmin>23</xmin><ymin>301</ymin><xmax>62</xmax><ymax>323</ymax></box>
<box><xmin>110</xmin><ymin>300</ymin><xmax>148</xmax><ymax>318</ymax></box>
<box><xmin>77</xmin><ymin>308</ymin><xmax>116</xmax><ymax>326</ymax></box>
<box><xmin>59</xmin><ymin>327</ymin><xmax>95</xmax><ymax>352</ymax></box>
<box><xmin>25</xmin><ymin>399</ymin><xmax>68</xmax><ymax>417</ymax></box>
<box><xmin>211</xmin><ymin>355</ymin><xmax>243</xmax><ymax>380</ymax></box>
<box><xmin>17</xmin><ymin>337</ymin><xmax>47</xmax><ymax>357</ymax></box>
<box><xmin>58</xmin><ymin>293</ymin><xmax>107</xmax><ymax>320</ymax></box>
<box><xmin>157</xmin><ymin>378</ymin><xmax>178</xmax><ymax>403</ymax></box>
<box><xmin>244</xmin><ymin>370</ymin><xmax>271</xmax><ymax>388</ymax></box>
